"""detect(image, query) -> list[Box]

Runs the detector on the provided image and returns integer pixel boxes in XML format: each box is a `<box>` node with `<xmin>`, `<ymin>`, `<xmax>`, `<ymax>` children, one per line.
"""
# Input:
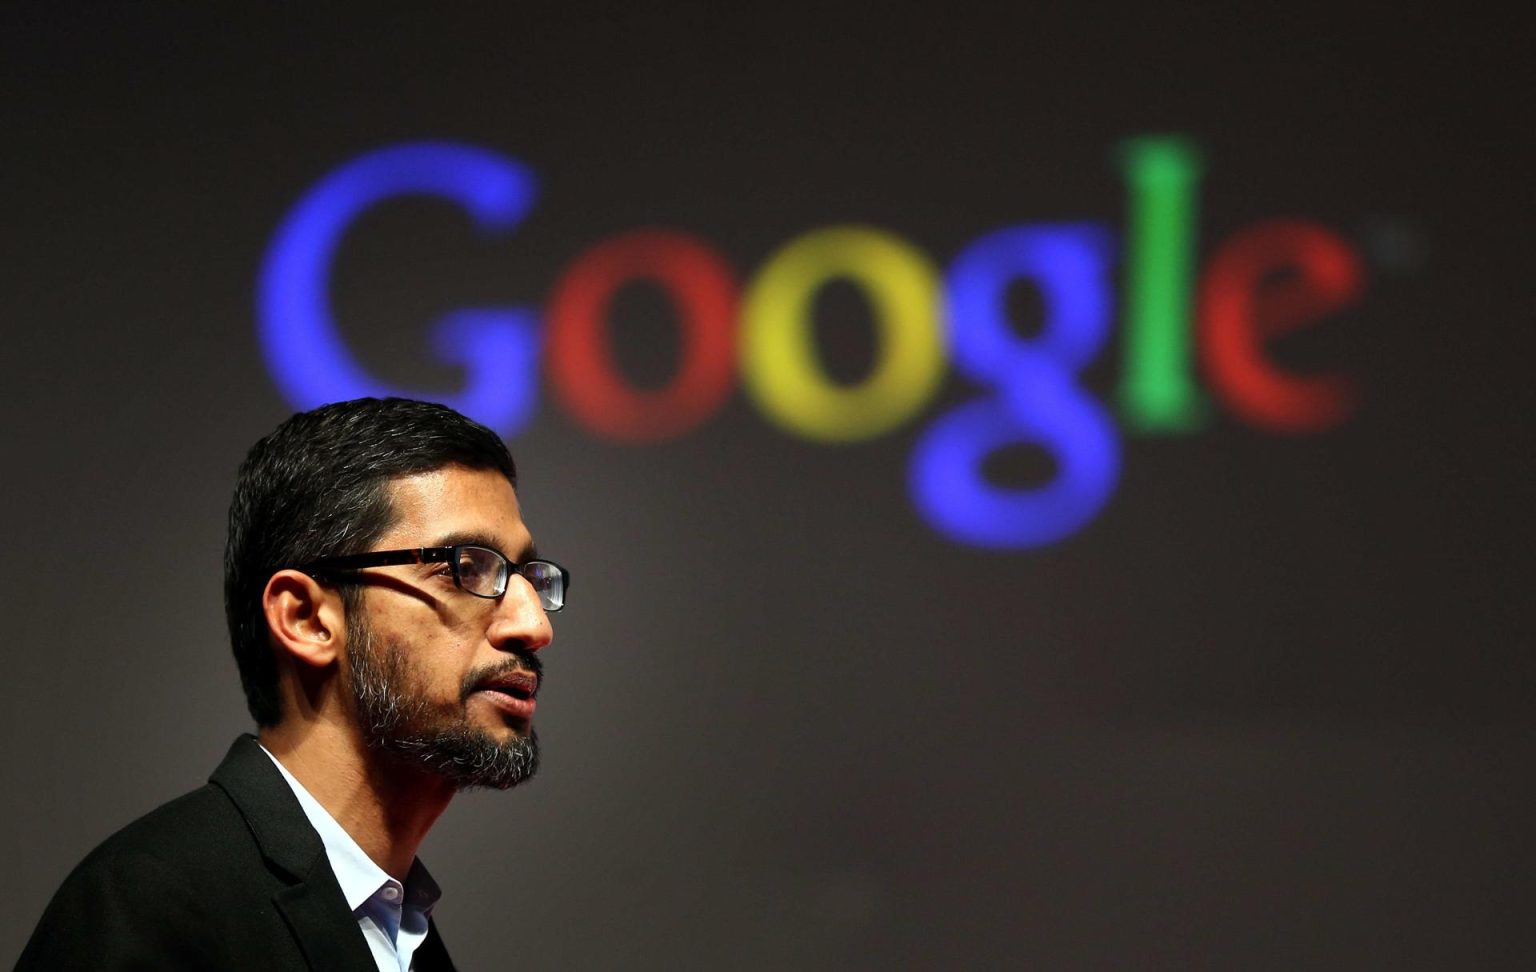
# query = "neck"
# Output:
<box><xmin>258</xmin><ymin>719</ymin><xmax>455</xmax><ymax>881</ymax></box>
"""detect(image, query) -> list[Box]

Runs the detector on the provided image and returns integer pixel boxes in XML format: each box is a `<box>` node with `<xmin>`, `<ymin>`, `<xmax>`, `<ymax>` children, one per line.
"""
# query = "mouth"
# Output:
<box><xmin>470</xmin><ymin>669</ymin><xmax>539</xmax><ymax>723</ymax></box>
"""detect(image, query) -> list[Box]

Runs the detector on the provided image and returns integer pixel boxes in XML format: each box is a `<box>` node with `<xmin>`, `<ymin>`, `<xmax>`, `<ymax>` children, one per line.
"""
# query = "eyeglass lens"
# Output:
<box><xmin>453</xmin><ymin>547</ymin><xmax>507</xmax><ymax>597</ymax></box>
<box><xmin>454</xmin><ymin>547</ymin><xmax>564</xmax><ymax>611</ymax></box>
<box><xmin>520</xmin><ymin>560</ymin><xmax>565</xmax><ymax>612</ymax></box>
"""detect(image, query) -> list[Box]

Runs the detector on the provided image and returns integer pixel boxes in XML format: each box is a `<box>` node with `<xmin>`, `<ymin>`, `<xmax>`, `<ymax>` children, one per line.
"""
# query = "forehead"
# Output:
<box><xmin>377</xmin><ymin>465</ymin><xmax>531</xmax><ymax>554</ymax></box>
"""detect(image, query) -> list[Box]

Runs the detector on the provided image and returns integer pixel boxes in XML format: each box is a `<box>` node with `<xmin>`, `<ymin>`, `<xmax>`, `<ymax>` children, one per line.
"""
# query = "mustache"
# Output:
<box><xmin>459</xmin><ymin>645</ymin><xmax>544</xmax><ymax>701</ymax></box>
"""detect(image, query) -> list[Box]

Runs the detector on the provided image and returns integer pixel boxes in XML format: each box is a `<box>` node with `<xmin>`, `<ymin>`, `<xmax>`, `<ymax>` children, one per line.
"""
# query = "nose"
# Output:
<box><xmin>487</xmin><ymin>573</ymin><xmax>553</xmax><ymax>653</ymax></box>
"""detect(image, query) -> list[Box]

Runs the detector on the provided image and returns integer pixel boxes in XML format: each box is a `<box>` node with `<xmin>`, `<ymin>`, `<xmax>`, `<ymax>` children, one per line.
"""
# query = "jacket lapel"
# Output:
<box><xmin>210</xmin><ymin>735</ymin><xmax>378</xmax><ymax>971</ymax></box>
<box><xmin>273</xmin><ymin>861</ymin><xmax>382</xmax><ymax>972</ymax></box>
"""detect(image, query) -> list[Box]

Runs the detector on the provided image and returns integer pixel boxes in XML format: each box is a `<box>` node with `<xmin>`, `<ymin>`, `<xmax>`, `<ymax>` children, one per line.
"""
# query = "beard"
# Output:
<box><xmin>345</xmin><ymin>613</ymin><xmax>541</xmax><ymax>791</ymax></box>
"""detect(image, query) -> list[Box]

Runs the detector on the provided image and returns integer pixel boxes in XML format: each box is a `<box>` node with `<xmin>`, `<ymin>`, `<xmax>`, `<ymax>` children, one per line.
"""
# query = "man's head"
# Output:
<box><xmin>225</xmin><ymin>398</ymin><xmax>552</xmax><ymax>788</ymax></box>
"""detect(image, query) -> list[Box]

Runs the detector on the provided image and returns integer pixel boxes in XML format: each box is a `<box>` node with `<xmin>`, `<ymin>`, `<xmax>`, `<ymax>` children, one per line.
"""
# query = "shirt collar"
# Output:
<box><xmin>258</xmin><ymin>744</ymin><xmax>441</xmax><ymax>915</ymax></box>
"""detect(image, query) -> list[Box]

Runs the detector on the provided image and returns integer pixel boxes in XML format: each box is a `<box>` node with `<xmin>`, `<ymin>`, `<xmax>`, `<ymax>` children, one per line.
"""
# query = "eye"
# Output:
<box><xmin>455</xmin><ymin>557</ymin><xmax>487</xmax><ymax>582</ymax></box>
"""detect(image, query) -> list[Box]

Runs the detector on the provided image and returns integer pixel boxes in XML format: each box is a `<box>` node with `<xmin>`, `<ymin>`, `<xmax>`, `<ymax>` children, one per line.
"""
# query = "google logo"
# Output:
<box><xmin>258</xmin><ymin>138</ymin><xmax>1365</xmax><ymax>549</ymax></box>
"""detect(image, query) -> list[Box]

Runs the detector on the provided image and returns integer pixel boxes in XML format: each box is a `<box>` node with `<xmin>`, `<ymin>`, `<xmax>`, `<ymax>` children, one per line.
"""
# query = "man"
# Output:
<box><xmin>18</xmin><ymin>397</ymin><xmax>568</xmax><ymax>971</ymax></box>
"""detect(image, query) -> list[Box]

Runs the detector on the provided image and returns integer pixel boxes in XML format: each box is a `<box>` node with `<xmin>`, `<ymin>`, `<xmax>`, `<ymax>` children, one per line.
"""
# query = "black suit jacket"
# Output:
<box><xmin>16</xmin><ymin>735</ymin><xmax>455</xmax><ymax>971</ymax></box>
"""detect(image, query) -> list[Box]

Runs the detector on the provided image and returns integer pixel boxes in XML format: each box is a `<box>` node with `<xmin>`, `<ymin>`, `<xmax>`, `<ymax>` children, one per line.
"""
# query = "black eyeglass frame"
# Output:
<box><xmin>297</xmin><ymin>545</ymin><xmax>569</xmax><ymax>611</ymax></box>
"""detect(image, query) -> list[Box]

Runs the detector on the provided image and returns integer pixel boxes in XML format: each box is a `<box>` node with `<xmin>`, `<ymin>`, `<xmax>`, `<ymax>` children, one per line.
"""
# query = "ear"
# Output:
<box><xmin>262</xmin><ymin>569</ymin><xmax>348</xmax><ymax>668</ymax></box>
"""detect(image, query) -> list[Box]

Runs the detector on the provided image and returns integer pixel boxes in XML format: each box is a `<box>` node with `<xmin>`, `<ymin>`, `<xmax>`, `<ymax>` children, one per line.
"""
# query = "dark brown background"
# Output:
<box><xmin>3</xmin><ymin>6</ymin><xmax>1531</xmax><ymax>968</ymax></box>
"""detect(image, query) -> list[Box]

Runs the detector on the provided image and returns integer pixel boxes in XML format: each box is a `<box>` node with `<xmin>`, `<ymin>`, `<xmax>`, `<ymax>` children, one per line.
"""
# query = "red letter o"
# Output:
<box><xmin>547</xmin><ymin>230</ymin><xmax>738</xmax><ymax>442</ymax></box>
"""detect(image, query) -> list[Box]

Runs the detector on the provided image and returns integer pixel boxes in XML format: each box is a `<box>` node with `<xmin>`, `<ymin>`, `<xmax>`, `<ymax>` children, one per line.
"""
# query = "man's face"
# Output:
<box><xmin>341</xmin><ymin>464</ymin><xmax>553</xmax><ymax>789</ymax></box>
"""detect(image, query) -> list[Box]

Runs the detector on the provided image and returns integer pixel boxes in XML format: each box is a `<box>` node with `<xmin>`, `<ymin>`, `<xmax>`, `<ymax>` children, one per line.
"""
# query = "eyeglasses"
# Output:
<box><xmin>298</xmin><ymin>546</ymin><xmax>569</xmax><ymax>611</ymax></box>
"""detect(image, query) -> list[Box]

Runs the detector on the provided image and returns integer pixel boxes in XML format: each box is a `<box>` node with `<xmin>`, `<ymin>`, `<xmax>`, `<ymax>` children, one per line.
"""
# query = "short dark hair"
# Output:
<box><xmin>224</xmin><ymin>397</ymin><xmax>517</xmax><ymax>726</ymax></box>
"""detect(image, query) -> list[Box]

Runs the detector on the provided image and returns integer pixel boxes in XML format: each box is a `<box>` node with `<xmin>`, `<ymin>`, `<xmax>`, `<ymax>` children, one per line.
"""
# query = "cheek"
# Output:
<box><xmin>363</xmin><ymin>602</ymin><xmax>481</xmax><ymax>687</ymax></box>
<box><xmin>402</xmin><ymin>615</ymin><xmax>486</xmax><ymax>683</ymax></box>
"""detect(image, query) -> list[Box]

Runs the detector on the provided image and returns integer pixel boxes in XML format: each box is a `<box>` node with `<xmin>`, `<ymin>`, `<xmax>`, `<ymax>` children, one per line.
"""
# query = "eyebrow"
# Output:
<box><xmin>431</xmin><ymin>531</ymin><xmax>538</xmax><ymax>564</ymax></box>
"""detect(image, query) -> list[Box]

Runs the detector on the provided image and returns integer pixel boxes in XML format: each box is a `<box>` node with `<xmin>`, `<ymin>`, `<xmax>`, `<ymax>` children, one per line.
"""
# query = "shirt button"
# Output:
<box><xmin>382</xmin><ymin>885</ymin><xmax>401</xmax><ymax>902</ymax></box>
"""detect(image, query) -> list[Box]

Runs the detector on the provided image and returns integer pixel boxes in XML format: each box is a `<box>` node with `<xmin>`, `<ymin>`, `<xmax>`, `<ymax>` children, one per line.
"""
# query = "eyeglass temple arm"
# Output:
<box><xmin>307</xmin><ymin>547</ymin><xmax>454</xmax><ymax>571</ymax></box>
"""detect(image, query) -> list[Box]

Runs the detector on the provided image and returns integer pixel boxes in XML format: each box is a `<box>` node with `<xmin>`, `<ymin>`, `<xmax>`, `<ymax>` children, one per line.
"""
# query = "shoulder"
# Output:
<box><xmin>80</xmin><ymin>781</ymin><xmax>252</xmax><ymax>869</ymax></box>
<box><xmin>63</xmin><ymin>735</ymin><xmax>291</xmax><ymax>883</ymax></box>
<box><xmin>16</xmin><ymin>782</ymin><xmax>274</xmax><ymax>969</ymax></box>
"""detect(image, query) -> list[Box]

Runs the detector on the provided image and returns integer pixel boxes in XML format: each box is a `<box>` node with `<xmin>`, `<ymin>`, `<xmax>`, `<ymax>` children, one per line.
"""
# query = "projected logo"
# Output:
<box><xmin>258</xmin><ymin>139</ymin><xmax>1364</xmax><ymax>549</ymax></box>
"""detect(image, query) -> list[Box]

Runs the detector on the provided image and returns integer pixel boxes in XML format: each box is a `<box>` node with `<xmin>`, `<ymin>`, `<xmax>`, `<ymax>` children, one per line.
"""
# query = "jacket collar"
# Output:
<box><xmin>209</xmin><ymin>735</ymin><xmax>326</xmax><ymax>880</ymax></box>
<box><xmin>208</xmin><ymin>734</ymin><xmax>381</xmax><ymax>971</ymax></box>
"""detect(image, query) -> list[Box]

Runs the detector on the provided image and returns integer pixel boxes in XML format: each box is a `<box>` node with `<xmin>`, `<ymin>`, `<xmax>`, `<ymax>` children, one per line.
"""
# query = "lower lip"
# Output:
<box><xmin>474</xmin><ymin>689</ymin><xmax>536</xmax><ymax>722</ymax></box>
